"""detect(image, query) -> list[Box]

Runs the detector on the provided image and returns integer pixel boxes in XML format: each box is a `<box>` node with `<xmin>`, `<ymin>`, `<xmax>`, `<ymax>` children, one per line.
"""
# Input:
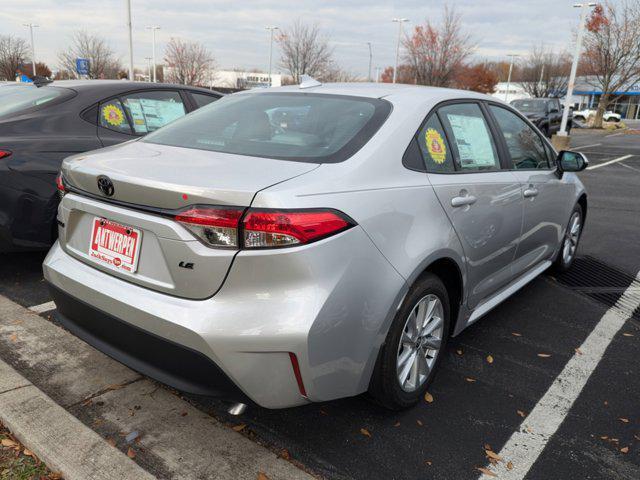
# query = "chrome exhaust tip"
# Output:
<box><xmin>227</xmin><ymin>402</ymin><xmax>247</xmax><ymax>416</ymax></box>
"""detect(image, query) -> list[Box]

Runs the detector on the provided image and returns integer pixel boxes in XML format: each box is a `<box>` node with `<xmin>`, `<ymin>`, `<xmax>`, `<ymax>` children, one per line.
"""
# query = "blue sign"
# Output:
<box><xmin>76</xmin><ymin>58</ymin><xmax>90</xmax><ymax>76</ymax></box>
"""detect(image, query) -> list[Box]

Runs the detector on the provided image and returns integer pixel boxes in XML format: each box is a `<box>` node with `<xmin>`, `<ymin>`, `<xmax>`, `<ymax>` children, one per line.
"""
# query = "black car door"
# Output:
<box><xmin>97</xmin><ymin>89</ymin><xmax>189</xmax><ymax>147</ymax></box>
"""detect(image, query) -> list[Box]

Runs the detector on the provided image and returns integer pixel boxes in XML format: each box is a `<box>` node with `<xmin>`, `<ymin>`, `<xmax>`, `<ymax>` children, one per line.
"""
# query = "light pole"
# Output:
<box><xmin>145</xmin><ymin>57</ymin><xmax>152</xmax><ymax>81</ymax></box>
<box><xmin>504</xmin><ymin>54</ymin><xmax>520</xmax><ymax>102</ymax></box>
<box><xmin>366</xmin><ymin>42</ymin><xmax>373</xmax><ymax>82</ymax></box>
<box><xmin>392</xmin><ymin>18</ymin><xmax>409</xmax><ymax>84</ymax></box>
<box><xmin>266</xmin><ymin>26</ymin><xmax>279</xmax><ymax>87</ymax></box>
<box><xmin>125</xmin><ymin>0</ymin><xmax>134</xmax><ymax>80</ymax></box>
<box><xmin>23</xmin><ymin>23</ymin><xmax>39</xmax><ymax>77</ymax></box>
<box><xmin>375</xmin><ymin>66</ymin><xmax>381</xmax><ymax>83</ymax></box>
<box><xmin>559</xmin><ymin>3</ymin><xmax>596</xmax><ymax>136</ymax></box>
<box><xmin>146</xmin><ymin>26</ymin><xmax>160</xmax><ymax>83</ymax></box>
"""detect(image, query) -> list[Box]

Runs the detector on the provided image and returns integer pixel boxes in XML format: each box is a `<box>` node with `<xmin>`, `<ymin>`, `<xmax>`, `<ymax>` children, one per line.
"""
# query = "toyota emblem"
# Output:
<box><xmin>97</xmin><ymin>175</ymin><xmax>114</xmax><ymax>197</ymax></box>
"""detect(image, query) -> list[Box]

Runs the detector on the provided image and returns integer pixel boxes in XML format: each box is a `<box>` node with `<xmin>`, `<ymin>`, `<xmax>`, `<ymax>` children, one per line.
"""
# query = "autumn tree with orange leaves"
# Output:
<box><xmin>402</xmin><ymin>6</ymin><xmax>474</xmax><ymax>88</ymax></box>
<box><xmin>454</xmin><ymin>63</ymin><xmax>498</xmax><ymax>94</ymax></box>
<box><xmin>582</xmin><ymin>1</ymin><xmax>640</xmax><ymax>127</ymax></box>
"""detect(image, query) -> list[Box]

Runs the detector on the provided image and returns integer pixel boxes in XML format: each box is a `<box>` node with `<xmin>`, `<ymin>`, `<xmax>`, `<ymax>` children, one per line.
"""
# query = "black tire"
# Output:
<box><xmin>369</xmin><ymin>273</ymin><xmax>450</xmax><ymax>410</ymax></box>
<box><xmin>552</xmin><ymin>204</ymin><xmax>583</xmax><ymax>272</ymax></box>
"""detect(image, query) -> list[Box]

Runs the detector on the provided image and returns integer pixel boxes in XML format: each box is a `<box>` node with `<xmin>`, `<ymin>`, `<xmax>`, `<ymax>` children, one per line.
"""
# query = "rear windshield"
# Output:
<box><xmin>143</xmin><ymin>92</ymin><xmax>392</xmax><ymax>163</ymax></box>
<box><xmin>511</xmin><ymin>100</ymin><xmax>546</xmax><ymax>113</ymax></box>
<box><xmin>0</xmin><ymin>87</ymin><xmax>72</xmax><ymax>118</ymax></box>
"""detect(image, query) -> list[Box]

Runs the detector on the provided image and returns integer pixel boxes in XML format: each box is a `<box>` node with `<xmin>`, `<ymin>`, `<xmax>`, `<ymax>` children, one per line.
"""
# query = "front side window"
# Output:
<box><xmin>121</xmin><ymin>90</ymin><xmax>186</xmax><ymax>134</ymax></box>
<box><xmin>143</xmin><ymin>92</ymin><xmax>391</xmax><ymax>163</ymax></box>
<box><xmin>438</xmin><ymin>103</ymin><xmax>500</xmax><ymax>171</ymax></box>
<box><xmin>417</xmin><ymin>115</ymin><xmax>455</xmax><ymax>173</ymax></box>
<box><xmin>99</xmin><ymin>99</ymin><xmax>132</xmax><ymax>134</ymax></box>
<box><xmin>190</xmin><ymin>92</ymin><xmax>219</xmax><ymax>109</ymax></box>
<box><xmin>489</xmin><ymin>105</ymin><xmax>550</xmax><ymax>170</ymax></box>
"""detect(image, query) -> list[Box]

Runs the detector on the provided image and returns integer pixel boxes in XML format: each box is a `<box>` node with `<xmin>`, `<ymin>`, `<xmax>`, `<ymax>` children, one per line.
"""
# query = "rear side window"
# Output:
<box><xmin>438</xmin><ymin>103</ymin><xmax>500</xmax><ymax>171</ymax></box>
<box><xmin>100</xmin><ymin>99</ymin><xmax>132</xmax><ymax>134</ymax></box>
<box><xmin>418</xmin><ymin>115</ymin><xmax>455</xmax><ymax>173</ymax></box>
<box><xmin>121</xmin><ymin>90</ymin><xmax>186</xmax><ymax>134</ymax></box>
<box><xmin>190</xmin><ymin>92</ymin><xmax>219</xmax><ymax>109</ymax></box>
<box><xmin>489</xmin><ymin>105</ymin><xmax>550</xmax><ymax>169</ymax></box>
<box><xmin>143</xmin><ymin>92</ymin><xmax>391</xmax><ymax>163</ymax></box>
<box><xmin>0</xmin><ymin>87</ymin><xmax>71</xmax><ymax>118</ymax></box>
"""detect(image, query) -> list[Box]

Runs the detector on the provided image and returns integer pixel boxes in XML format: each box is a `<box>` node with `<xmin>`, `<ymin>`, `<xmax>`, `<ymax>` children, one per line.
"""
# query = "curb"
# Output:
<box><xmin>0</xmin><ymin>358</ymin><xmax>156</xmax><ymax>480</ymax></box>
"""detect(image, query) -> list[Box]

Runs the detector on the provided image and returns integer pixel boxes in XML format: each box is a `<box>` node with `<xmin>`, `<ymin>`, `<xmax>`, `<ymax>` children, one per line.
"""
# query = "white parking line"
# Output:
<box><xmin>28</xmin><ymin>301</ymin><xmax>56</xmax><ymax>314</ymax></box>
<box><xmin>477</xmin><ymin>272</ymin><xmax>640</xmax><ymax>479</ymax></box>
<box><xmin>572</xmin><ymin>143</ymin><xmax>601</xmax><ymax>150</ymax></box>
<box><xmin>587</xmin><ymin>154</ymin><xmax>633</xmax><ymax>170</ymax></box>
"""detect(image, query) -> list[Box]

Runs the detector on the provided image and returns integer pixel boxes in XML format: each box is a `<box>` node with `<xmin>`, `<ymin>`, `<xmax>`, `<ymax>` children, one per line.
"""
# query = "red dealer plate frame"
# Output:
<box><xmin>89</xmin><ymin>217</ymin><xmax>142</xmax><ymax>273</ymax></box>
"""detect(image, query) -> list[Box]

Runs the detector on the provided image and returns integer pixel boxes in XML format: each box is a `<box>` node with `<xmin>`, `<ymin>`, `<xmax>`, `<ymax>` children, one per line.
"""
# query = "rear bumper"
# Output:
<box><xmin>48</xmin><ymin>283</ymin><xmax>249</xmax><ymax>402</ymax></box>
<box><xmin>43</xmin><ymin>223</ymin><xmax>405</xmax><ymax>408</ymax></box>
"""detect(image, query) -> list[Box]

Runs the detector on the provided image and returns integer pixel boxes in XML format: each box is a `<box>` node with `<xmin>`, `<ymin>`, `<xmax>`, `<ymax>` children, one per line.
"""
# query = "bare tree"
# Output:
<box><xmin>164</xmin><ymin>38</ymin><xmax>215</xmax><ymax>86</ymax></box>
<box><xmin>317</xmin><ymin>62</ymin><xmax>360</xmax><ymax>82</ymax></box>
<box><xmin>582</xmin><ymin>2</ymin><xmax>640</xmax><ymax>127</ymax></box>
<box><xmin>277</xmin><ymin>20</ymin><xmax>333</xmax><ymax>84</ymax></box>
<box><xmin>58</xmin><ymin>31</ymin><xmax>122</xmax><ymax>79</ymax></box>
<box><xmin>518</xmin><ymin>45</ymin><xmax>571</xmax><ymax>98</ymax></box>
<box><xmin>402</xmin><ymin>6</ymin><xmax>474</xmax><ymax>87</ymax></box>
<box><xmin>0</xmin><ymin>35</ymin><xmax>29</xmax><ymax>81</ymax></box>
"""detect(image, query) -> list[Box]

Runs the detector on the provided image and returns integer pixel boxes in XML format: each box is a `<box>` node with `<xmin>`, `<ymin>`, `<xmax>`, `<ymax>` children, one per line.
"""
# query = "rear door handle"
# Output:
<box><xmin>523</xmin><ymin>187</ymin><xmax>539</xmax><ymax>198</ymax></box>
<box><xmin>451</xmin><ymin>195</ymin><xmax>477</xmax><ymax>207</ymax></box>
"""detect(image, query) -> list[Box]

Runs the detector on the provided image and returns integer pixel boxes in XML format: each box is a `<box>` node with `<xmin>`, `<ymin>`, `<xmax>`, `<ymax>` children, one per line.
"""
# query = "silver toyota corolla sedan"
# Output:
<box><xmin>44</xmin><ymin>81</ymin><xmax>588</xmax><ymax>410</ymax></box>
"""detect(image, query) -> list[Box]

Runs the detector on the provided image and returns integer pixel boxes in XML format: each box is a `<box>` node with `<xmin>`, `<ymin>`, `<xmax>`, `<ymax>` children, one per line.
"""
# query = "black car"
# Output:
<box><xmin>0</xmin><ymin>80</ymin><xmax>221</xmax><ymax>252</ymax></box>
<box><xmin>510</xmin><ymin>98</ymin><xmax>572</xmax><ymax>137</ymax></box>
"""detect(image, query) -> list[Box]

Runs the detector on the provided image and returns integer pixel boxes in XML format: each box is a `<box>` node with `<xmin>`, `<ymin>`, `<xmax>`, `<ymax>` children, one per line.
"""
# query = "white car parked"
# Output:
<box><xmin>573</xmin><ymin>108</ymin><xmax>621</xmax><ymax>122</ymax></box>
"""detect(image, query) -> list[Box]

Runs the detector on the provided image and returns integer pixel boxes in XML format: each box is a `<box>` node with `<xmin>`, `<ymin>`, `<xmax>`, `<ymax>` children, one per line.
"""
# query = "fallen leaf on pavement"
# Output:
<box><xmin>1</xmin><ymin>439</ymin><xmax>18</xmax><ymax>448</ymax></box>
<box><xmin>456</xmin><ymin>348</ymin><xmax>464</xmax><ymax>356</ymax></box>
<box><xmin>278</xmin><ymin>449</ymin><xmax>291</xmax><ymax>460</ymax></box>
<box><xmin>622</xmin><ymin>333</ymin><xmax>634</xmax><ymax>337</ymax></box>
<box><xmin>485</xmin><ymin>450</ymin><xmax>502</xmax><ymax>461</ymax></box>
<box><xmin>476</xmin><ymin>467</ymin><xmax>497</xmax><ymax>477</ymax></box>
<box><xmin>484</xmin><ymin>443</ymin><xmax>492</xmax><ymax>451</ymax></box>
<box><xmin>465</xmin><ymin>377</ymin><xmax>476</xmax><ymax>383</ymax></box>
<box><xmin>620</xmin><ymin>446</ymin><xmax>629</xmax><ymax>454</ymax></box>
<box><xmin>634</xmin><ymin>434</ymin><xmax>640</xmax><ymax>441</ymax></box>
<box><xmin>126</xmin><ymin>447</ymin><xmax>136</xmax><ymax>459</ymax></box>
<box><xmin>486</xmin><ymin>355</ymin><xmax>494</xmax><ymax>364</ymax></box>
<box><xmin>257</xmin><ymin>473</ymin><xmax>270</xmax><ymax>480</ymax></box>
<box><xmin>507</xmin><ymin>461</ymin><xmax>514</xmax><ymax>470</ymax></box>
<box><xmin>23</xmin><ymin>448</ymin><xmax>34</xmax><ymax>457</ymax></box>
<box><xmin>424</xmin><ymin>392</ymin><xmax>434</xmax><ymax>403</ymax></box>
<box><xmin>537</xmin><ymin>353</ymin><xmax>552</xmax><ymax>358</ymax></box>
<box><xmin>425</xmin><ymin>460</ymin><xmax>432</xmax><ymax>466</ymax></box>
<box><xmin>393</xmin><ymin>421</ymin><xmax>400</xmax><ymax>427</ymax></box>
<box><xmin>180</xmin><ymin>411</ymin><xmax>188</xmax><ymax>417</ymax></box>
<box><xmin>319</xmin><ymin>409</ymin><xmax>328</xmax><ymax>416</ymax></box>
<box><xmin>416</xmin><ymin>420</ymin><xmax>423</xmax><ymax>426</ymax></box>
<box><xmin>511</xmin><ymin>332</ymin><xmax>522</xmax><ymax>337</ymax></box>
<box><xmin>9</xmin><ymin>334</ymin><xmax>17</xmax><ymax>343</ymax></box>
<box><xmin>232</xmin><ymin>424</ymin><xmax>247</xmax><ymax>432</ymax></box>
<box><xmin>81</xmin><ymin>398</ymin><xmax>93</xmax><ymax>407</ymax></box>
<box><xmin>574</xmin><ymin>348</ymin><xmax>583</xmax><ymax>355</ymax></box>
<box><xmin>600</xmin><ymin>436</ymin><xmax>609</xmax><ymax>440</ymax></box>
<box><xmin>105</xmin><ymin>383</ymin><xmax>125</xmax><ymax>391</ymax></box>
<box><xmin>107</xmin><ymin>438</ymin><xmax>116</xmax><ymax>447</ymax></box>
<box><xmin>619</xmin><ymin>418</ymin><xmax>630</xmax><ymax>423</ymax></box>
<box><xmin>517</xmin><ymin>410</ymin><xmax>526</xmax><ymax>418</ymax></box>
<box><xmin>360</xmin><ymin>428</ymin><xmax>371</xmax><ymax>438</ymax></box>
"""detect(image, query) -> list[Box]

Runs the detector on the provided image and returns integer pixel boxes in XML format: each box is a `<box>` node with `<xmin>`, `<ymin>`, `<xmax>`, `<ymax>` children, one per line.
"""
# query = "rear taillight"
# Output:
<box><xmin>175</xmin><ymin>207</ymin><xmax>354</xmax><ymax>249</ymax></box>
<box><xmin>0</xmin><ymin>150</ymin><xmax>11</xmax><ymax>160</ymax></box>
<box><xmin>175</xmin><ymin>207</ymin><xmax>244</xmax><ymax>248</ymax></box>
<box><xmin>243</xmin><ymin>209</ymin><xmax>352</xmax><ymax>248</ymax></box>
<box><xmin>55</xmin><ymin>173</ymin><xmax>67</xmax><ymax>197</ymax></box>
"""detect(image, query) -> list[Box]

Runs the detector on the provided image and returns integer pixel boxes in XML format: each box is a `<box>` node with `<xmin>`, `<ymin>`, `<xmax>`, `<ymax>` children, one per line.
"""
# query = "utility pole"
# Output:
<box><xmin>126</xmin><ymin>0</ymin><xmax>134</xmax><ymax>81</ymax></box>
<box><xmin>146</xmin><ymin>26</ymin><xmax>160</xmax><ymax>82</ymax></box>
<box><xmin>366</xmin><ymin>42</ymin><xmax>373</xmax><ymax>82</ymax></box>
<box><xmin>23</xmin><ymin>23</ymin><xmax>39</xmax><ymax>77</ymax></box>
<box><xmin>266</xmin><ymin>26</ymin><xmax>279</xmax><ymax>87</ymax></box>
<box><xmin>504</xmin><ymin>54</ymin><xmax>520</xmax><ymax>102</ymax></box>
<box><xmin>392</xmin><ymin>18</ymin><xmax>409</xmax><ymax>84</ymax></box>
<box><xmin>559</xmin><ymin>2</ymin><xmax>596</xmax><ymax>136</ymax></box>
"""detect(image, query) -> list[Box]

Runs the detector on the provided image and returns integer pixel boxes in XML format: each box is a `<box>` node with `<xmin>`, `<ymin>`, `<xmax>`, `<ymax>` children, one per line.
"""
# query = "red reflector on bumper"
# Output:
<box><xmin>289</xmin><ymin>352</ymin><xmax>307</xmax><ymax>398</ymax></box>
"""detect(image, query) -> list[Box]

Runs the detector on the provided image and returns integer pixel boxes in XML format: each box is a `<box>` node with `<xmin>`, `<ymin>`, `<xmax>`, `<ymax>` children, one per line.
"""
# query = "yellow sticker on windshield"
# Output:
<box><xmin>102</xmin><ymin>104</ymin><xmax>125</xmax><ymax>127</ymax></box>
<box><xmin>425</xmin><ymin>128</ymin><xmax>446</xmax><ymax>164</ymax></box>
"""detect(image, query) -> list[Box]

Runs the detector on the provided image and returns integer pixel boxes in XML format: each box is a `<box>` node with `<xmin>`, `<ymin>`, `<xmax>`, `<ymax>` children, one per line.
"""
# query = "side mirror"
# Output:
<box><xmin>557</xmin><ymin>150</ymin><xmax>589</xmax><ymax>173</ymax></box>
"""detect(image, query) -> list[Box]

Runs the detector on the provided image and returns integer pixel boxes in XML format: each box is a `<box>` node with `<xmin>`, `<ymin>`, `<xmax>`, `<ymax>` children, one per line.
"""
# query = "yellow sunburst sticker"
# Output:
<box><xmin>425</xmin><ymin>128</ymin><xmax>446</xmax><ymax>164</ymax></box>
<box><xmin>102</xmin><ymin>104</ymin><xmax>125</xmax><ymax>127</ymax></box>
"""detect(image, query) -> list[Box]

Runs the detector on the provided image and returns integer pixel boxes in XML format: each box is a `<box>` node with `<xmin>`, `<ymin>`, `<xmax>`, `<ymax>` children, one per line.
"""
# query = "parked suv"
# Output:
<box><xmin>510</xmin><ymin>98</ymin><xmax>571</xmax><ymax>137</ymax></box>
<box><xmin>573</xmin><ymin>108</ymin><xmax>621</xmax><ymax>123</ymax></box>
<box><xmin>44</xmin><ymin>83</ymin><xmax>588</xmax><ymax>410</ymax></box>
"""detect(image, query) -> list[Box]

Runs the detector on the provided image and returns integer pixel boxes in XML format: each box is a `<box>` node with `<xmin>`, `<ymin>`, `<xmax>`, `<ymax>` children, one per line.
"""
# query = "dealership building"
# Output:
<box><xmin>572</xmin><ymin>77</ymin><xmax>640</xmax><ymax>120</ymax></box>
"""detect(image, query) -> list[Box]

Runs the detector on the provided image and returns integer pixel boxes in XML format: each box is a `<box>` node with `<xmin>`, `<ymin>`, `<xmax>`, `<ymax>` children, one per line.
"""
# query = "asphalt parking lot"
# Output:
<box><xmin>0</xmin><ymin>129</ymin><xmax>639</xmax><ymax>479</ymax></box>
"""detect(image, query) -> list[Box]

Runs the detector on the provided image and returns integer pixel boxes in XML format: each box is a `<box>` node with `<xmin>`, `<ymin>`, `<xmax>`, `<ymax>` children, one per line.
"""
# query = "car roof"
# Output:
<box><xmin>45</xmin><ymin>79</ymin><xmax>222</xmax><ymax>96</ymax></box>
<box><xmin>246</xmin><ymin>82</ymin><xmax>494</xmax><ymax>102</ymax></box>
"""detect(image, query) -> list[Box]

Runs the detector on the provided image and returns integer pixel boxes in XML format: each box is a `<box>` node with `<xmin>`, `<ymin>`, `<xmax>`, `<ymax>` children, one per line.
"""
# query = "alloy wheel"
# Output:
<box><xmin>396</xmin><ymin>294</ymin><xmax>444</xmax><ymax>392</ymax></box>
<box><xmin>562</xmin><ymin>212</ymin><xmax>581</xmax><ymax>265</ymax></box>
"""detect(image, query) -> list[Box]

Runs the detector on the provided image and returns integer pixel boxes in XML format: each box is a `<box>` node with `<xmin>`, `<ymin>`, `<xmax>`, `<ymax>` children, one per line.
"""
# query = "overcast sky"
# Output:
<box><xmin>1</xmin><ymin>1</ymin><xmax>602</xmax><ymax>78</ymax></box>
